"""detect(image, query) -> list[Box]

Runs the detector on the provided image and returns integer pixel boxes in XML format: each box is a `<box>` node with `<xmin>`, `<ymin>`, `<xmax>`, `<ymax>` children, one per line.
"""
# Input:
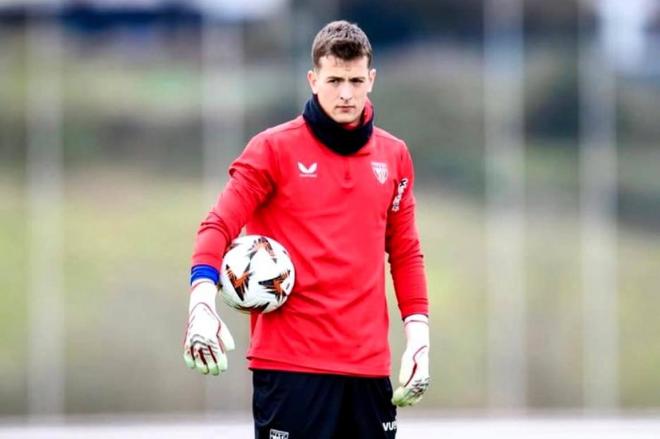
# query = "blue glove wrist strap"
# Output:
<box><xmin>190</xmin><ymin>264</ymin><xmax>220</xmax><ymax>286</ymax></box>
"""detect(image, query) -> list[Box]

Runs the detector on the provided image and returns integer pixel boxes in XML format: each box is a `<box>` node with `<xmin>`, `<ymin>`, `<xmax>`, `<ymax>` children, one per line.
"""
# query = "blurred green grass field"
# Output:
<box><xmin>1</xmin><ymin>165</ymin><xmax>659</xmax><ymax>415</ymax></box>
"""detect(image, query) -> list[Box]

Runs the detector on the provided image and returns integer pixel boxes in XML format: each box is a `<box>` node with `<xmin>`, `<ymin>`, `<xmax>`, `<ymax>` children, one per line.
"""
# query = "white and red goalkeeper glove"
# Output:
<box><xmin>392</xmin><ymin>314</ymin><xmax>430</xmax><ymax>407</ymax></box>
<box><xmin>183</xmin><ymin>280</ymin><xmax>235</xmax><ymax>376</ymax></box>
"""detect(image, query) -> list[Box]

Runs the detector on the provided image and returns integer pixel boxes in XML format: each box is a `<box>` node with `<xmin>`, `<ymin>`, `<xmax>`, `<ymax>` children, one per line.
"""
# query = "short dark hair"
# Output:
<box><xmin>311</xmin><ymin>20</ymin><xmax>373</xmax><ymax>69</ymax></box>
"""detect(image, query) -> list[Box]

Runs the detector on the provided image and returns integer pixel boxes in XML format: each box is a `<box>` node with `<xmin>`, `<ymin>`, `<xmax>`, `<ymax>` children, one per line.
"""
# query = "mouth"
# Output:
<box><xmin>336</xmin><ymin>106</ymin><xmax>355</xmax><ymax>111</ymax></box>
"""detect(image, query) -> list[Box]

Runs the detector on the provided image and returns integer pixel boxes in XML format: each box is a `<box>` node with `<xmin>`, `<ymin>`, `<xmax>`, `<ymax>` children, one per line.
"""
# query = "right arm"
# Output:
<box><xmin>192</xmin><ymin>134</ymin><xmax>278</xmax><ymax>274</ymax></box>
<box><xmin>184</xmin><ymin>134</ymin><xmax>277</xmax><ymax>376</ymax></box>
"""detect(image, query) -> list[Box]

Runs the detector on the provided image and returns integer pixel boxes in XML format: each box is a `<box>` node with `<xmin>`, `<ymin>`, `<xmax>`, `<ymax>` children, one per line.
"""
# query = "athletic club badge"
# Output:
<box><xmin>371</xmin><ymin>161</ymin><xmax>388</xmax><ymax>184</ymax></box>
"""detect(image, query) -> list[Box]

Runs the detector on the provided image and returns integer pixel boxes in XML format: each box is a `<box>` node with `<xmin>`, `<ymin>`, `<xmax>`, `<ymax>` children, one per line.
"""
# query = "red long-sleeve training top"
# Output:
<box><xmin>192</xmin><ymin>115</ymin><xmax>428</xmax><ymax>377</ymax></box>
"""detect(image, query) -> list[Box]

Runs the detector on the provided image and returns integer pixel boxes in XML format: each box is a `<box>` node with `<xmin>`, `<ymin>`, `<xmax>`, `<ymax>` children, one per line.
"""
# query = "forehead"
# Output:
<box><xmin>316</xmin><ymin>55</ymin><xmax>370</xmax><ymax>76</ymax></box>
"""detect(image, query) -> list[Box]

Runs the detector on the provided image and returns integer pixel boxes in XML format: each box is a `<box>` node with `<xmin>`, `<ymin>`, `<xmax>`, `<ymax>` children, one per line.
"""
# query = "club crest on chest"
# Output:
<box><xmin>371</xmin><ymin>161</ymin><xmax>388</xmax><ymax>184</ymax></box>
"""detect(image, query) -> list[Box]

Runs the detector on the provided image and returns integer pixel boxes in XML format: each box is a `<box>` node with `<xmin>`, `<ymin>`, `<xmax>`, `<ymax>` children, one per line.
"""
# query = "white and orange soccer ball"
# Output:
<box><xmin>220</xmin><ymin>235</ymin><xmax>295</xmax><ymax>313</ymax></box>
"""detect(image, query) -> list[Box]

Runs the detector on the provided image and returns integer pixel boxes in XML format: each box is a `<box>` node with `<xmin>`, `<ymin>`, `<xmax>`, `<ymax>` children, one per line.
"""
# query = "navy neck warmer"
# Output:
<box><xmin>302</xmin><ymin>95</ymin><xmax>374</xmax><ymax>156</ymax></box>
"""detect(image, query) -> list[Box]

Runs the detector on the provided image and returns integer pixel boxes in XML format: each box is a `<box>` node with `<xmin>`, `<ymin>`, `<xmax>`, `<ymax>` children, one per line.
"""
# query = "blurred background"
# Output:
<box><xmin>1</xmin><ymin>0</ymin><xmax>660</xmax><ymax>424</ymax></box>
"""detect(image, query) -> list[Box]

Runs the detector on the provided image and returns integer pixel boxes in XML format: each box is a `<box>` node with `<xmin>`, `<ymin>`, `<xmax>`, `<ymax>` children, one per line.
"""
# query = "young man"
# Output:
<box><xmin>183</xmin><ymin>20</ymin><xmax>429</xmax><ymax>438</ymax></box>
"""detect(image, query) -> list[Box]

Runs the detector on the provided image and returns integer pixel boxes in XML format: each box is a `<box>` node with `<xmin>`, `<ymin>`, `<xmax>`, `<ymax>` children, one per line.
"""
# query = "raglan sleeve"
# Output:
<box><xmin>191</xmin><ymin>133</ymin><xmax>277</xmax><ymax>272</ymax></box>
<box><xmin>385</xmin><ymin>144</ymin><xmax>429</xmax><ymax>319</ymax></box>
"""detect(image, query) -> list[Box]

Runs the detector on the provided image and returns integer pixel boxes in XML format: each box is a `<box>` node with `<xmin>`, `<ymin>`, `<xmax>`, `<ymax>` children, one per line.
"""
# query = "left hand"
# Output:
<box><xmin>392</xmin><ymin>314</ymin><xmax>430</xmax><ymax>407</ymax></box>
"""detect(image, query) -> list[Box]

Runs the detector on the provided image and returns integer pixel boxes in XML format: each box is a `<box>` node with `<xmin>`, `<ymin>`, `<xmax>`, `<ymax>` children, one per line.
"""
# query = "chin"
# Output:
<box><xmin>332</xmin><ymin>112</ymin><xmax>359</xmax><ymax>125</ymax></box>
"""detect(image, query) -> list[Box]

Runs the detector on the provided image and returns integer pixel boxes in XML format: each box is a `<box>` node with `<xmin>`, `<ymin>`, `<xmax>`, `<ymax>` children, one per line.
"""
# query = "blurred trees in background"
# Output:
<box><xmin>1</xmin><ymin>0</ymin><xmax>660</xmax><ymax>415</ymax></box>
<box><xmin>1</xmin><ymin>1</ymin><xmax>658</xmax><ymax>226</ymax></box>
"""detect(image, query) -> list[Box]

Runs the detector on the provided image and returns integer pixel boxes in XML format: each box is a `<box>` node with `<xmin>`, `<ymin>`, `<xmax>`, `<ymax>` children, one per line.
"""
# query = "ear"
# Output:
<box><xmin>307</xmin><ymin>70</ymin><xmax>318</xmax><ymax>94</ymax></box>
<box><xmin>367</xmin><ymin>68</ymin><xmax>377</xmax><ymax>93</ymax></box>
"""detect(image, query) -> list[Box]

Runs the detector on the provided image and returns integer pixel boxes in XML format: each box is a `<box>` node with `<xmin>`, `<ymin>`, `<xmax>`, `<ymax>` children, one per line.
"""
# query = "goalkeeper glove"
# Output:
<box><xmin>183</xmin><ymin>280</ymin><xmax>235</xmax><ymax>376</ymax></box>
<box><xmin>392</xmin><ymin>314</ymin><xmax>430</xmax><ymax>407</ymax></box>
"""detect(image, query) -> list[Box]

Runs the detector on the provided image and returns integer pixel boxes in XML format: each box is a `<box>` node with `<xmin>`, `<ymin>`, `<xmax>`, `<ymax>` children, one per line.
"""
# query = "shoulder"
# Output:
<box><xmin>234</xmin><ymin>119</ymin><xmax>303</xmax><ymax>174</ymax></box>
<box><xmin>373</xmin><ymin>126</ymin><xmax>409</xmax><ymax>158</ymax></box>
<box><xmin>373</xmin><ymin>126</ymin><xmax>406</xmax><ymax>147</ymax></box>
<box><xmin>244</xmin><ymin>117</ymin><xmax>310</xmax><ymax>164</ymax></box>
<box><xmin>253</xmin><ymin>116</ymin><xmax>307</xmax><ymax>143</ymax></box>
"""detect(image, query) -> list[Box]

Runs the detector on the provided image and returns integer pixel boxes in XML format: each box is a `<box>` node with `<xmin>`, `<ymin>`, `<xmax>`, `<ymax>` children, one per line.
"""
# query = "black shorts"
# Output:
<box><xmin>252</xmin><ymin>370</ymin><xmax>397</xmax><ymax>439</ymax></box>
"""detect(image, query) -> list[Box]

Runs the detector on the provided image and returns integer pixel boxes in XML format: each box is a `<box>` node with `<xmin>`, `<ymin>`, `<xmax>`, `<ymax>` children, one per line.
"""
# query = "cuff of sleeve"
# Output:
<box><xmin>400</xmin><ymin>303</ymin><xmax>429</xmax><ymax>321</ymax></box>
<box><xmin>403</xmin><ymin>314</ymin><xmax>429</xmax><ymax>325</ymax></box>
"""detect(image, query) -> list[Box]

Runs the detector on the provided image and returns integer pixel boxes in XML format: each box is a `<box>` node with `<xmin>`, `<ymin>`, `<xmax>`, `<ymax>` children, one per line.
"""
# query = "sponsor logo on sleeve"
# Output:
<box><xmin>391</xmin><ymin>178</ymin><xmax>409</xmax><ymax>212</ymax></box>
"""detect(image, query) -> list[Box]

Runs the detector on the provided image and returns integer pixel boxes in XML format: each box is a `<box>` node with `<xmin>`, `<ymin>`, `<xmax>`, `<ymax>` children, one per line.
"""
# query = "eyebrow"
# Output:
<box><xmin>326</xmin><ymin>76</ymin><xmax>366</xmax><ymax>81</ymax></box>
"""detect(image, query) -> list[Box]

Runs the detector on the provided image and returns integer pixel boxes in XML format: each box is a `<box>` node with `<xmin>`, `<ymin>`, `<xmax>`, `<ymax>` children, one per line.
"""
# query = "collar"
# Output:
<box><xmin>302</xmin><ymin>95</ymin><xmax>374</xmax><ymax>156</ymax></box>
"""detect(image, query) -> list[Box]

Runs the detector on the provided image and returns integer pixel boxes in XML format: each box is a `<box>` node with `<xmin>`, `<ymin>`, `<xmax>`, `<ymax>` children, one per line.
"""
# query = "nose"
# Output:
<box><xmin>339</xmin><ymin>84</ymin><xmax>352</xmax><ymax>102</ymax></box>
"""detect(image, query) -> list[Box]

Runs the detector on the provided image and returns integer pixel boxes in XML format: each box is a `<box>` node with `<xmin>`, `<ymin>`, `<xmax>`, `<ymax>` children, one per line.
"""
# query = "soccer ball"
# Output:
<box><xmin>220</xmin><ymin>235</ymin><xmax>295</xmax><ymax>313</ymax></box>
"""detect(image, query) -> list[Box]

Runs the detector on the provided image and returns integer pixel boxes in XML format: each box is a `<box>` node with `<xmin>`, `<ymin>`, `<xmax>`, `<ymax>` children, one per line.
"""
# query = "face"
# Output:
<box><xmin>307</xmin><ymin>55</ymin><xmax>376</xmax><ymax>125</ymax></box>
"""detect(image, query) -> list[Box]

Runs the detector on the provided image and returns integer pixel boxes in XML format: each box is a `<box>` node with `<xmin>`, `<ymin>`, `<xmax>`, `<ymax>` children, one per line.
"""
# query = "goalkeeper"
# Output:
<box><xmin>184</xmin><ymin>20</ymin><xmax>429</xmax><ymax>438</ymax></box>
